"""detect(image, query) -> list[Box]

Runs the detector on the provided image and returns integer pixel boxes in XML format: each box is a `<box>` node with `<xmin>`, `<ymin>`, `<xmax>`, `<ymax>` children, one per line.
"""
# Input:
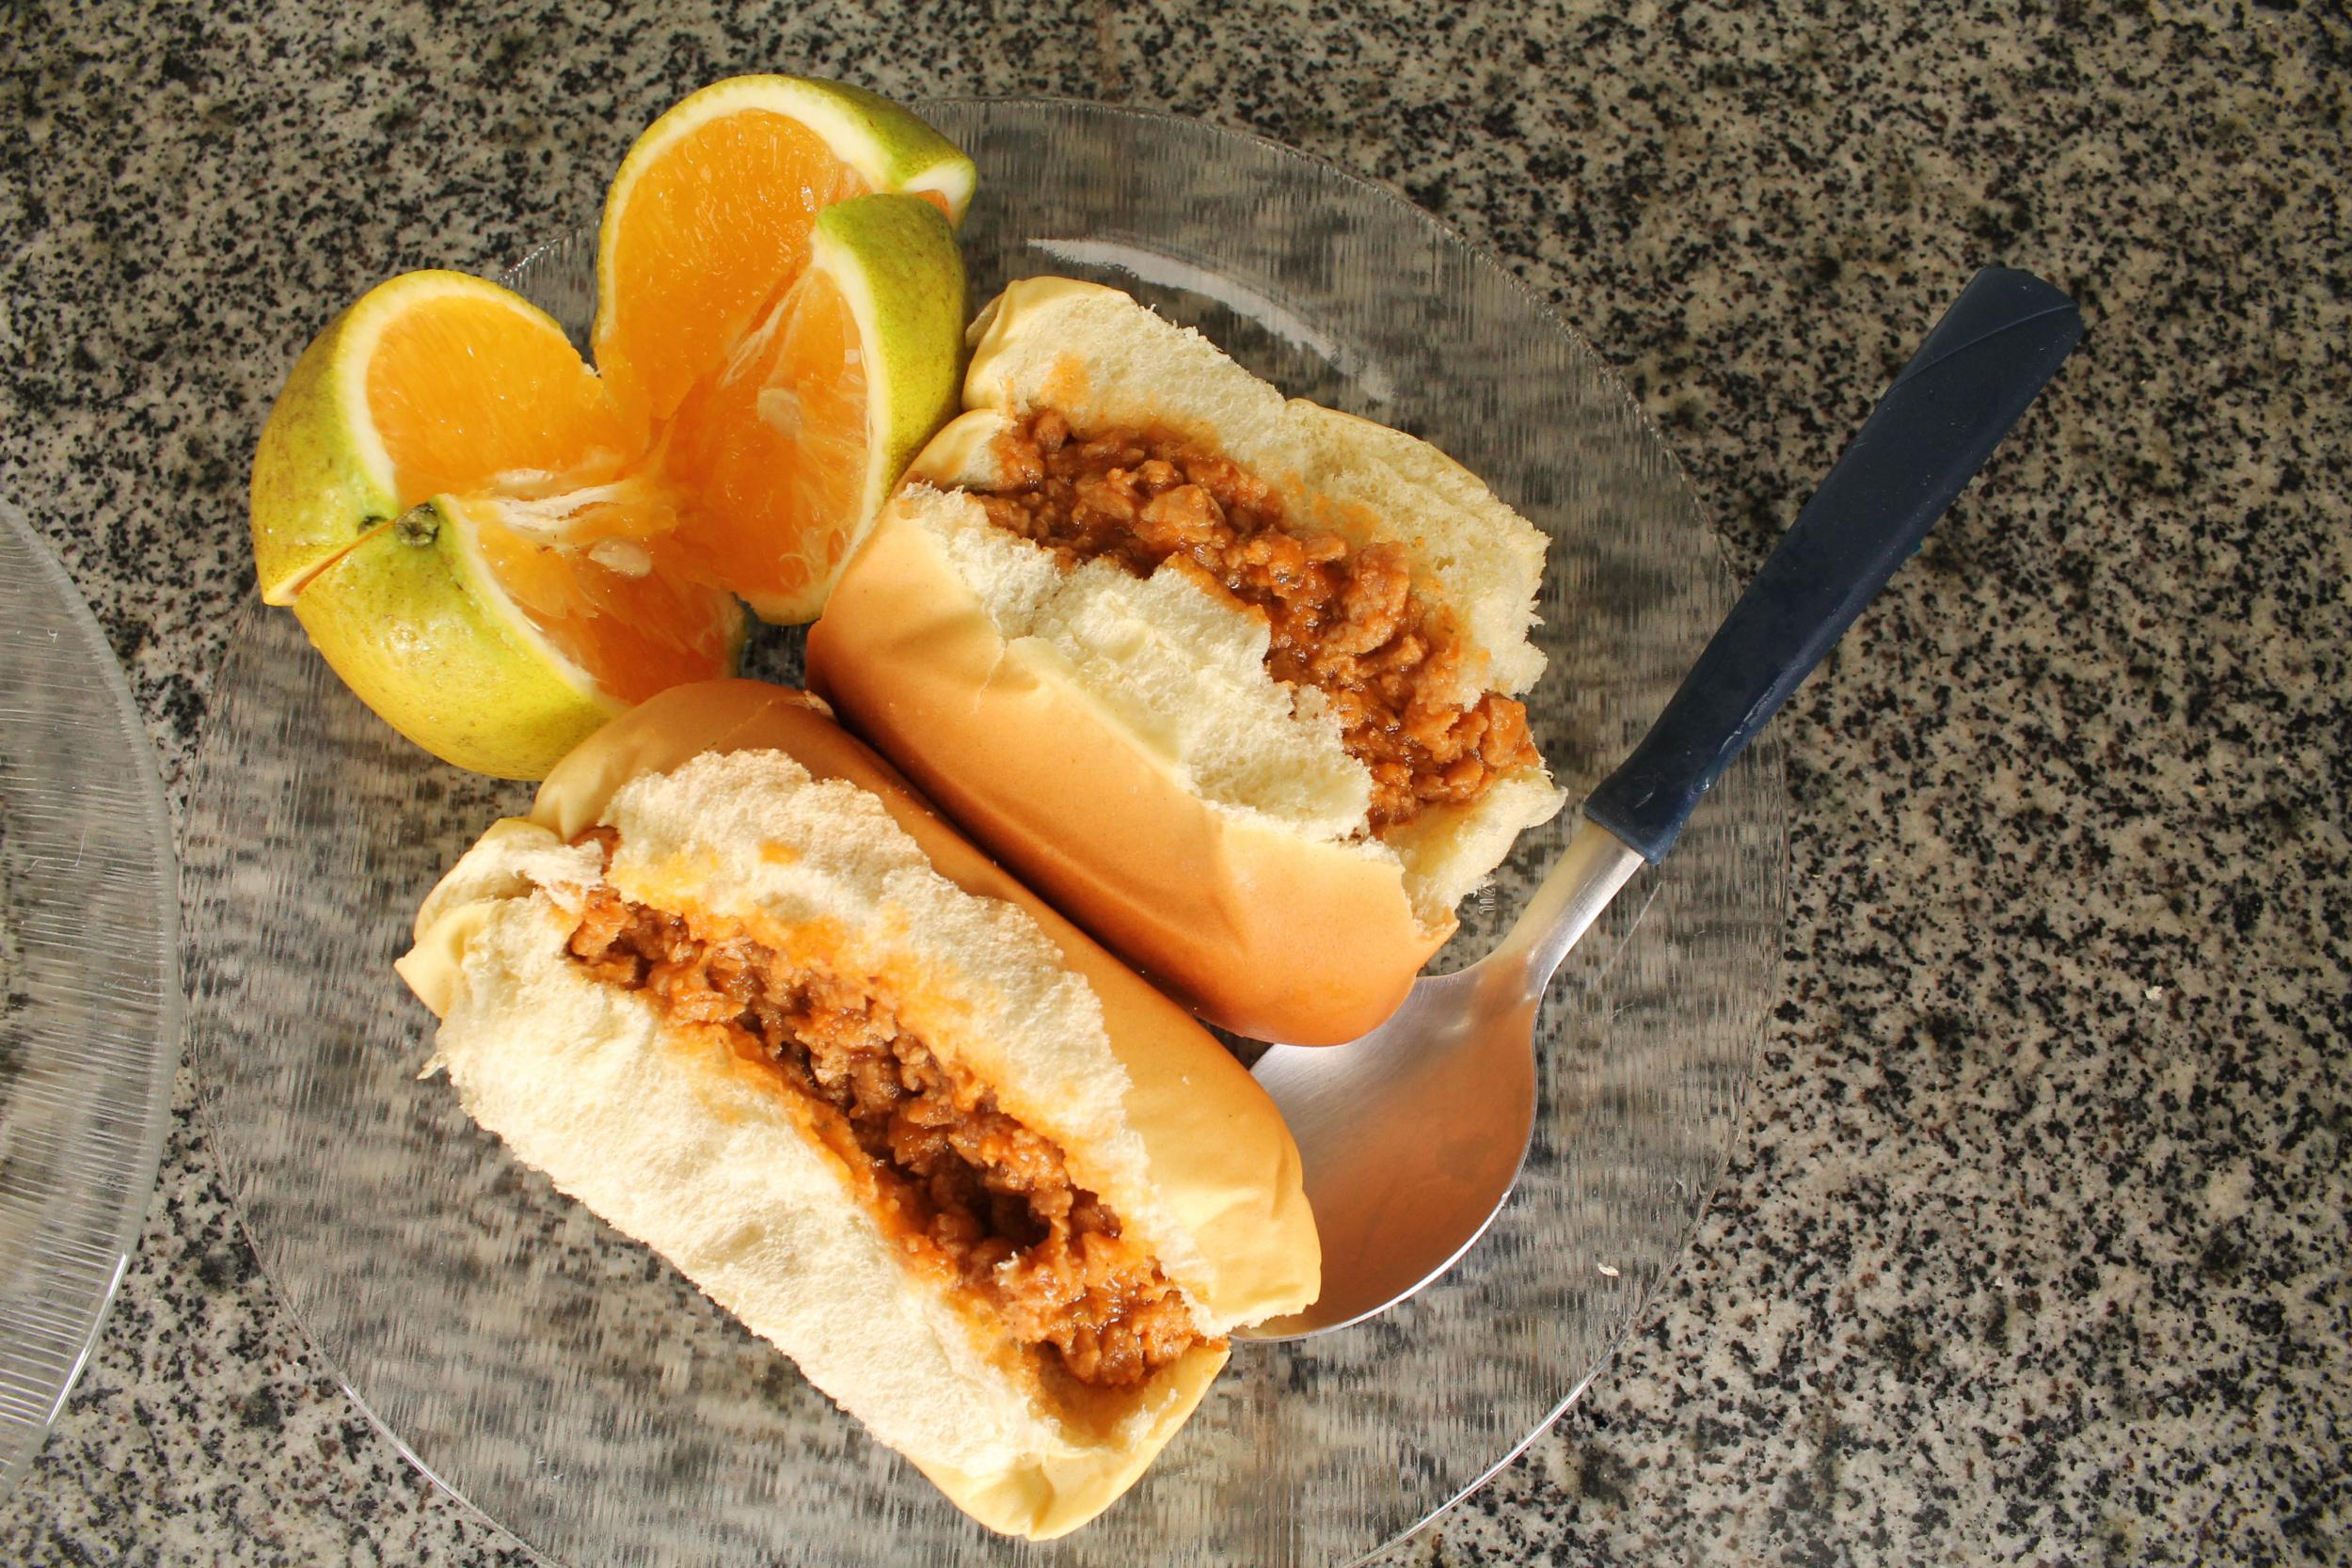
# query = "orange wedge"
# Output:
<box><xmin>660</xmin><ymin>193</ymin><xmax>966</xmax><ymax>621</ymax></box>
<box><xmin>595</xmin><ymin>75</ymin><xmax>974</xmax><ymax>431</ymax></box>
<box><xmin>251</xmin><ymin>271</ymin><xmax>742</xmax><ymax>778</ymax></box>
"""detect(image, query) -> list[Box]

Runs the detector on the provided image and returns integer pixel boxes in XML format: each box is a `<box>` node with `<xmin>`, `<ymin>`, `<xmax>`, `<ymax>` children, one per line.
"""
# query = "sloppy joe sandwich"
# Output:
<box><xmin>394</xmin><ymin>680</ymin><xmax>1320</xmax><ymax>1539</ymax></box>
<box><xmin>806</xmin><ymin>277</ymin><xmax>1567</xmax><ymax>1044</ymax></box>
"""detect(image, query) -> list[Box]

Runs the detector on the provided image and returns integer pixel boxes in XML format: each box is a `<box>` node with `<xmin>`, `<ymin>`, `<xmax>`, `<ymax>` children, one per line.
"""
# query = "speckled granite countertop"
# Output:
<box><xmin>4</xmin><ymin>2</ymin><xmax>2345</xmax><ymax>1563</ymax></box>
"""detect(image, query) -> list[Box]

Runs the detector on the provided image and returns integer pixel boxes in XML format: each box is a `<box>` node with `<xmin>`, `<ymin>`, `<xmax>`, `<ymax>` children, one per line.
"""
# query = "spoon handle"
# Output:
<box><xmin>1582</xmin><ymin>265</ymin><xmax>2083</xmax><ymax>863</ymax></box>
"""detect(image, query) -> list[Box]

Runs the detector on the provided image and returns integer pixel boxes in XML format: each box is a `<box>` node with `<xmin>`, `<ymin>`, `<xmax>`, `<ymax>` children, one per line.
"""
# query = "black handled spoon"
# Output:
<box><xmin>1244</xmin><ymin>267</ymin><xmax>2083</xmax><ymax>1338</ymax></box>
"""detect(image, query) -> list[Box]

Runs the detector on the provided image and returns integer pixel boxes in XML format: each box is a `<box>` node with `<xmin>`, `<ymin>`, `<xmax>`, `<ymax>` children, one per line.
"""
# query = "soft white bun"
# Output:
<box><xmin>807</xmin><ymin>277</ymin><xmax>1565</xmax><ymax>1044</ymax></box>
<box><xmin>394</xmin><ymin>680</ymin><xmax>1319</xmax><ymax>1539</ymax></box>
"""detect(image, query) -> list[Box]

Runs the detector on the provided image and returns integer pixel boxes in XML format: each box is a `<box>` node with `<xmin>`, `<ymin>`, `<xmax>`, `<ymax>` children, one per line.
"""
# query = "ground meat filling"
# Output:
<box><xmin>966</xmin><ymin>409</ymin><xmax>1541</xmax><ymax>832</ymax></box>
<box><xmin>561</xmin><ymin>848</ymin><xmax>1201</xmax><ymax>1389</ymax></box>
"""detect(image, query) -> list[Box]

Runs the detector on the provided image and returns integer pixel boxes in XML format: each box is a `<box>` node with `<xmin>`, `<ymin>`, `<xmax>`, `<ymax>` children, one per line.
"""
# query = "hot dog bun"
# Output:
<box><xmin>395</xmin><ymin>680</ymin><xmax>1319</xmax><ymax>1539</ymax></box>
<box><xmin>806</xmin><ymin>277</ymin><xmax>1566</xmax><ymax>1044</ymax></box>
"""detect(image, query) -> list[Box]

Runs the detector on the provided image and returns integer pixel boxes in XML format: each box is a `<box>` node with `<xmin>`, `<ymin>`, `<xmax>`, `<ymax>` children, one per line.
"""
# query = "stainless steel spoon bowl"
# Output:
<box><xmin>1248</xmin><ymin>819</ymin><xmax>1644</xmax><ymax>1335</ymax></box>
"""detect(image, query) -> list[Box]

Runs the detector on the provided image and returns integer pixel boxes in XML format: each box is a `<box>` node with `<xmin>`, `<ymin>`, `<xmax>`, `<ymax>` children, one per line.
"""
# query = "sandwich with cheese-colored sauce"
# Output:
<box><xmin>395</xmin><ymin>680</ymin><xmax>1319</xmax><ymax>1538</ymax></box>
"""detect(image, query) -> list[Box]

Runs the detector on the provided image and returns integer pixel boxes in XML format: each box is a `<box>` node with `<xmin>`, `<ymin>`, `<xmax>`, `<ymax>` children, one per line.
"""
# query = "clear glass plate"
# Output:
<box><xmin>185</xmin><ymin>101</ymin><xmax>1783</xmax><ymax>1567</ymax></box>
<box><xmin>0</xmin><ymin>500</ymin><xmax>180</xmax><ymax>1503</ymax></box>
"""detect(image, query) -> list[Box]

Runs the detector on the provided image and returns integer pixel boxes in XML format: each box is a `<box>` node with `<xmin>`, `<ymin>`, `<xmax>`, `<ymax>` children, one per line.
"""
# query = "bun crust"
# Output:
<box><xmin>396</xmin><ymin>680</ymin><xmax>1318</xmax><ymax>1538</ymax></box>
<box><xmin>811</xmin><ymin>504</ymin><xmax>1441</xmax><ymax>1043</ymax></box>
<box><xmin>807</xmin><ymin>277</ymin><xmax>1565</xmax><ymax>1044</ymax></box>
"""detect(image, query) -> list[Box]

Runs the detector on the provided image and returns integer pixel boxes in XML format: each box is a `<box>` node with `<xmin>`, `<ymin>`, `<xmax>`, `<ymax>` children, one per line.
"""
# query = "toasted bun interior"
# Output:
<box><xmin>396</xmin><ymin>680</ymin><xmax>1319</xmax><ymax>1538</ymax></box>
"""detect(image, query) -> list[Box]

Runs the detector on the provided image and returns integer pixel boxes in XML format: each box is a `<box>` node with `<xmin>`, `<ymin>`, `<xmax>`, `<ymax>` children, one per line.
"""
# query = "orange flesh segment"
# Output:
<box><xmin>357</xmin><ymin>292</ymin><xmax>735</xmax><ymax>701</ymax></box>
<box><xmin>472</xmin><ymin>519</ymin><xmax>735</xmax><ymax>703</ymax></box>
<box><xmin>661</xmin><ymin>266</ymin><xmax>869</xmax><ymax>605</ymax></box>
<box><xmin>367</xmin><ymin>293</ymin><xmax>641</xmax><ymax>500</ymax></box>
<box><xmin>597</xmin><ymin>111</ymin><xmax>869</xmax><ymax>428</ymax></box>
